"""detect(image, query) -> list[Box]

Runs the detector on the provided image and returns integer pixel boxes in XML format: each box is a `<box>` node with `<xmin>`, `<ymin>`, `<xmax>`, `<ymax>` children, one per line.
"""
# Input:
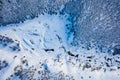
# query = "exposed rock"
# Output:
<box><xmin>112</xmin><ymin>45</ymin><xmax>120</xmax><ymax>55</ymax></box>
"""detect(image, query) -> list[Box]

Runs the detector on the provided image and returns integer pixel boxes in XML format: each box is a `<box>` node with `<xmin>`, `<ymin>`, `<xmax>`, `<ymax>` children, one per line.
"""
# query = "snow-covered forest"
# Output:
<box><xmin>0</xmin><ymin>0</ymin><xmax>120</xmax><ymax>80</ymax></box>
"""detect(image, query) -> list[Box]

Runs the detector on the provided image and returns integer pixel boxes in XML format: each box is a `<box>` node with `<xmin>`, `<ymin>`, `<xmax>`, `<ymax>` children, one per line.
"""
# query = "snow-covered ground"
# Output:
<box><xmin>0</xmin><ymin>14</ymin><xmax>120</xmax><ymax>80</ymax></box>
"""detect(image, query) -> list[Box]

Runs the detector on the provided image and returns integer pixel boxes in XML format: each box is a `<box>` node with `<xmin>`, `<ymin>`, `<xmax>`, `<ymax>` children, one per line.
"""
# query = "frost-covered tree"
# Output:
<box><xmin>64</xmin><ymin>0</ymin><xmax>120</xmax><ymax>52</ymax></box>
<box><xmin>0</xmin><ymin>0</ymin><xmax>69</xmax><ymax>24</ymax></box>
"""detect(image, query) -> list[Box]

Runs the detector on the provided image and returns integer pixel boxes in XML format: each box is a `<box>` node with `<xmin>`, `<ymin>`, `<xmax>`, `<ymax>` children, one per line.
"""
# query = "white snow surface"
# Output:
<box><xmin>0</xmin><ymin>14</ymin><xmax>120</xmax><ymax>80</ymax></box>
